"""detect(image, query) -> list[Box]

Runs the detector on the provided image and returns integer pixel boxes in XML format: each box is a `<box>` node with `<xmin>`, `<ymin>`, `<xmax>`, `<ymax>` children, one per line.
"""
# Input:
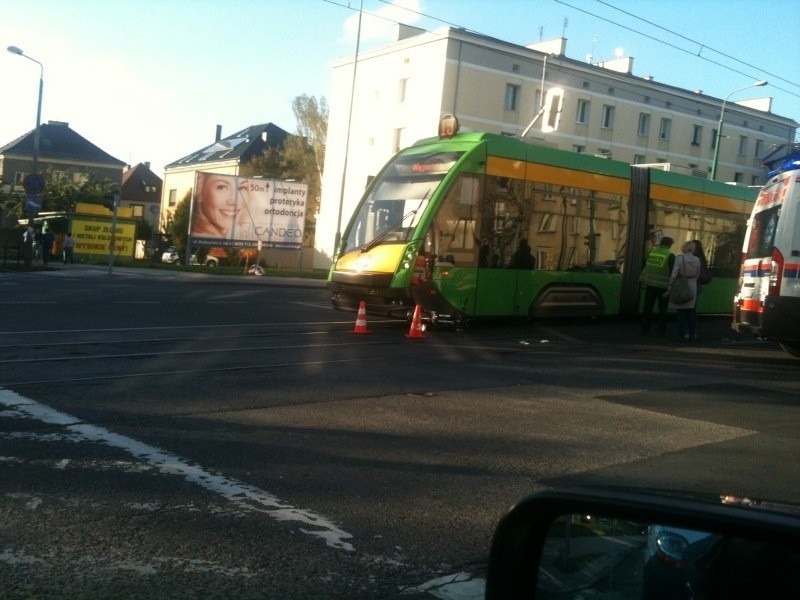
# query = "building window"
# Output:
<box><xmin>659</xmin><ymin>118</ymin><xmax>671</xmax><ymax>140</ymax></box>
<box><xmin>131</xmin><ymin>204</ymin><xmax>144</xmax><ymax>217</ymax></box>
<box><xmin>601</xmin><ymin>105</ymin><xmax>615</xmax><ymax>129</ymax></box>
<box><xmin>576</xmin><ymin>99</ymin><xmax>590</xmax><ymax>124</ymax></box>
<box><xmin>569</xmin><ymin>216</ymin><xmax>579</xmax><ymax>234</ymax></box>
<box><xmin>504</xmin><ymin>84</ymin><xmax>520</xmax><ymax>111</ymax></box>
<box><xmin>73</xmin><ymin>172</ymin><xmax>89</xmax><ymax>185</ymax></box>
<box><xmin>734</xmin><ymin>172</ymin><xmax>743</xmax><ymax>183</ymax></box>
<box><xmin>638</xmin><ymin>113</ymin><xmax>650</xmax><ymax>136</ymax></box>
<box><xmin>53</xmin><ymin>170</ymin><xmax>68</xmax><ymax>182</ymax></box>
<box><xmin>738</xmin><ymin>136</ymin><xmax>748</xmax><ymax>155</ymax></box>
<box><xmin>399</xmin><ymin>78</ymin><xmax>409</xmax><ymax>103</ymax></box>
<box><xmin>711</xmin><ymin>129</ymin><xmax>718</xmax><ymax>150</ymax></box>
<box><xmin>14</xmin><ymin>172</ymin><xmax>27</xmax><ymax>185</ymax></box>
<box><xmin>751</xmin><ymin>175</ymin><xmax>760</xmax><ymax>186</ymax></box>
<box><xmin>538</xmin><ymin>213</ymin><xmax>556</xmax><ymax>232</ymax></box>
<box><xmin>692</xmin><ymin>125</ymin><xmax>702</xmax><ymax>145</ymax></box>
<box><xmin>755</xmin><ymin>139</ymin><xmax>764</xmax><ymax>158</ymax></box>
<box><xmin>633</xmin><ymin>154</ymin><xmax>646</xmax><ymax>164</ymax></box>
<box><xmin>573</xmin><ymin>145</ymin><xmax>586</xmax><ymax>154</ymax></box>
<box><xmin>168</xmin><ymin>189</ymin><xmax>177</xmax><ymax>207</ymax></box>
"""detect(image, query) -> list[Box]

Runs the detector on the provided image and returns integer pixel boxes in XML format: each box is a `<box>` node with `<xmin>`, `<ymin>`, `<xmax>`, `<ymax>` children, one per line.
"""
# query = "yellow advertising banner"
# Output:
<box><xmin>71</xmin><ymin>218</ymin><xmax>137</xmax><ymax>257</ymax></box>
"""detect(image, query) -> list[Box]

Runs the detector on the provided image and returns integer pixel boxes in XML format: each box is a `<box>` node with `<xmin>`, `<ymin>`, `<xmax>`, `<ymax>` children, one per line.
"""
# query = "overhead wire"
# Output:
<box><xmin>593</xmin><ymin>0</ymin><xmax>799</xmax><ymax>93</ymax></box>
<box><xmin>554</xmin><ymin>0</ymin><xmax>799</xmax><ymax>100</ymax></box>
<box><xmin>325</xmin><ymin>0</ymin><xmax>799</xmax><ymax>103</ymax></box>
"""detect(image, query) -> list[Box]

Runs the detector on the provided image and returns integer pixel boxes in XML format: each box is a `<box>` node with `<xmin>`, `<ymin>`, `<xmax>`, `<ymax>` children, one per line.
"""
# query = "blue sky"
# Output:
<box><xmin>2</xmin><ymin>0</ymin><xmax>798</xmax><ymax>175</ymax></box>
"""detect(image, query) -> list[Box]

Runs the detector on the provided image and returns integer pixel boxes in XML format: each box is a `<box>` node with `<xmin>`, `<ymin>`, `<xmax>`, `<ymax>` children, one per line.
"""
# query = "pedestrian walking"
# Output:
<box><xmin>42</xmin><ymin>229</ymin><xmax>55</xmax><ymax>264</ymax></box>
<box><xmin>639</xmin><ymin>236</ymin><xmax>675</xmax><ymax>336</ymax></box>
<box><xmin>669</xmin><ymin>240</ymin><xmax>702</xmax><ymax>340</ymax></box>
<box><xmin>33</xmin><ymin>228</ymin><xmax>42</xmax><ymax>261</ymax></box>
<box><xmin>691</xmin><ymin>239</ymin><xmax>710</xmax><ymax>339</ymax></box>
<box><xmin>63</xmin><ymin>232</ymin><xmax>75</xmax><ymax>264</ymax></box>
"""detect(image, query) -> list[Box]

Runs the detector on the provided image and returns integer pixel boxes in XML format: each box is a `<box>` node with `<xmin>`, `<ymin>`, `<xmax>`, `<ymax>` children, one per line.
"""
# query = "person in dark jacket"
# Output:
<box><xmin>509</xmin><ymin>239</ymin><xmax>535</xmax><ymax>269</ymax></box>
<box><xmin>639</xmin><ymin>236</ymin><xmax>675</xmax><ymax>336</ymax></box>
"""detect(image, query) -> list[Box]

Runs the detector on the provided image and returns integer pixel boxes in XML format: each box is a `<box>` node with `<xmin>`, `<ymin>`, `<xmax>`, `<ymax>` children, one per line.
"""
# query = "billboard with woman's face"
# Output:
<box><xmin>190</xmin><ymin>172</ymin><xmax>308</xmax><ymax>249</ymax></box>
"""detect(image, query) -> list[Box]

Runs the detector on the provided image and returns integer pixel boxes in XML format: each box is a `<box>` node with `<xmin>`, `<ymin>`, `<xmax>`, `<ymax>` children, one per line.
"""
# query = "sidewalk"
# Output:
<box><xmin>5</xmin><ymin>262</ymin><xmax>329</xmax><ymax>288</ymax></box>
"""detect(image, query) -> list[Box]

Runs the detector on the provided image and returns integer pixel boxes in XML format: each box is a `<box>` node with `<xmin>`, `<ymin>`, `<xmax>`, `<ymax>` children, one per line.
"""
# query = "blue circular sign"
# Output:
<box><xmin>23</xmin><ymin>173</ymin><xmax>45</xmax><ymax>195</ymax></box>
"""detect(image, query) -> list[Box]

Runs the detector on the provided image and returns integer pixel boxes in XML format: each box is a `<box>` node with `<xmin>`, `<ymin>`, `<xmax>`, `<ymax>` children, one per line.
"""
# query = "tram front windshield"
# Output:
<box><xmin>343</xmin><ymin>151</ymin><xmax>463</xmax><ymax>252</ymax></box>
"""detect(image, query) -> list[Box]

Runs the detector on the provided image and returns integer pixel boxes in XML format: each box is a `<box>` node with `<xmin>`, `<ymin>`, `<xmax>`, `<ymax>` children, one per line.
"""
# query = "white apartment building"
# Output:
<box><xmin>315</xmin><ymin>25</ymin><xmax>797</xmax><ymax>268</ymax></box>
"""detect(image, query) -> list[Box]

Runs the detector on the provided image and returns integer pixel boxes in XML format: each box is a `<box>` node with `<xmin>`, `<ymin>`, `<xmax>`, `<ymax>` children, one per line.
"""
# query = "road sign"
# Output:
<box><xmin>23</xmin><ymin>173</ymin><xmax>46</xmax><ymax>195</ymax></box>
<box><xmin>25</xmin><ymin>193</ymin><xmax>42</xmax><ymax>213</ymax></box>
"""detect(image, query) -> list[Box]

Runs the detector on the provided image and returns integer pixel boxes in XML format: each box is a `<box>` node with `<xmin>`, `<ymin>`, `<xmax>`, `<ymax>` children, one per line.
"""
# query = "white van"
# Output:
<box><xmin>733</xmin><ymin>144</ymin><xmax>800</xmax><ymax>356</ymax></box>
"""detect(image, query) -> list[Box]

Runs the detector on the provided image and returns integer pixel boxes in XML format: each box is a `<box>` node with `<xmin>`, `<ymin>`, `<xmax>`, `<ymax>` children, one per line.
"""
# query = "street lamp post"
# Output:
<box><xmin>7</xmin><ymin>46</ymin><xmax>44</xmax><ymax>177</ymax></box>
<box><xmin>7</xmin><ymin>45</ymin><xmax>44</xmax><ymax>268</ymax></box>
<box><xmin>710</xmin><ymin>79</ymin><xmax>767</xmax><ymax>181</ymax></box>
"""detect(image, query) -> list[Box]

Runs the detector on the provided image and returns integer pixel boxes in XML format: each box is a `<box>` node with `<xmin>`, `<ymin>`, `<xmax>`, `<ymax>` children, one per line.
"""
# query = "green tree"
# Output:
<box><xmin>248</xmin><ymin>146</ymin><xmax>284</xmax><ymax>179</ymax></box>
<box><xmin>290</xmin><ymin>95</ymin><xmax>327</xmax><ymax>244</ymax></box>
<box><xmin>247</xmin><ymin>95</ymin><xmax>328</xmax><ymax>245</ymax></box>
<box><xmin>0</xmin><ymin>171</ymin><xmax>118</xmax><ymax>225</ymax></box>
<box><xmin>292</xmin><ymin>94</ymin><xmax>327</xmax><ymax>186</ymax></box>
<box><xmin>0</xmin><ymin>193</ymin><xmax>24</xmax><ymax>228</ymax></box>
<box><xmin>41</xmin><ymin>171</ymin><xmax>119</xmax><ymax>213</ymax></box>
<box><xmin>170</xmin><ymin>191</ymin><xmax>192</xmax><ymax>254</ymax></box>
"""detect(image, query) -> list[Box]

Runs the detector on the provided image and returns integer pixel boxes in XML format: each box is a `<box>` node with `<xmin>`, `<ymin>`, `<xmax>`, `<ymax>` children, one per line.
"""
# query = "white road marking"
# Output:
<box><xmin>0</xmin><ymin>388</ymin><xmax>354</xmax><ymax>552</ymax></box>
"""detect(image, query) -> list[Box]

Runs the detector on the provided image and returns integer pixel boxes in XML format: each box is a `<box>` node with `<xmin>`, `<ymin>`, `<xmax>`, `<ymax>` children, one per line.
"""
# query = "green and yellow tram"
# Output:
<box><xmin>329</xmin><ymin>117</ymin><xmax>757</xmax><ymax>324</ymax></box>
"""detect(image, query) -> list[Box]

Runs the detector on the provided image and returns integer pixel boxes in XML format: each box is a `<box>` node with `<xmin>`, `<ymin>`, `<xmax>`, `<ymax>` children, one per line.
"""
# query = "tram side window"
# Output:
<box><xmin>482</xmin><ymin>175</ymin><xmax>529</xmax><ymax>268</ymax></box>
<box><xmin>649</xmin><ymin>200</ymin><xmax>748</xmax><ymax>277</ymax></box>
<box><xmin>528</xmin><ymin>182</ymin><xmax>626</xmax><ymax>272</ymax></box>
<box><xmin>434</xmin><ymin>173</ymin><xmax>483</xmax><ymax>266</ymax></box>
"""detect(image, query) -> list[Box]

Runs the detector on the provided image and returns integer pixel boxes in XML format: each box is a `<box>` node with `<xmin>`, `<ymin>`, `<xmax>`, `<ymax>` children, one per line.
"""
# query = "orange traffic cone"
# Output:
<box><xmin>405</xmin><ymin>304</ymin><xmax>426</xmax><ymax>339</ymax></box>
<box><xmin>352</xmin><ymin>301</ymin><xmax>369</xmax><ymax>334</ymax></box>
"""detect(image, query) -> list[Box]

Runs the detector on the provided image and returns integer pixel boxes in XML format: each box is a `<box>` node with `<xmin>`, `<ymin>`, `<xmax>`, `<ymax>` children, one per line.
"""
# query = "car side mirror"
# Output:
<box><xmin>485</xmin><ymin>487</ymin><xmax>800</xmax><ymax>599</ymax></box>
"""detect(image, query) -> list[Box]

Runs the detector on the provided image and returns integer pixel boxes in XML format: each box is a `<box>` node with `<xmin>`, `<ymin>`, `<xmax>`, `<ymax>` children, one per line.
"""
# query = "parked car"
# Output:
<box><xmin>161</xmin><ymin>247</ymin><xmax>180</xmax><ymax>264</ymax></box>
<box><xmin>189</xmin><ymin>253</ymin><xmax>219</xmax><ymax>267</ymax></box>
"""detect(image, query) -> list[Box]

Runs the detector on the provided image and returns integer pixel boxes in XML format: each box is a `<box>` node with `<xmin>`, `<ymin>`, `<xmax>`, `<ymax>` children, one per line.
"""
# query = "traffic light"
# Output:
<box><xmin>102</xmin><ymin>192</ymin><xmax>117</xmax><ymax>211</ymax></box>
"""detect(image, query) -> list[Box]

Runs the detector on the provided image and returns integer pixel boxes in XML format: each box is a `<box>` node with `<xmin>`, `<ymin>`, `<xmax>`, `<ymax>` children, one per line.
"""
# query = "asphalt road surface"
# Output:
<box><xmin>1</xmin><ymin>265</ymin><xmax>798</xmax><ymax>598</ymax></box>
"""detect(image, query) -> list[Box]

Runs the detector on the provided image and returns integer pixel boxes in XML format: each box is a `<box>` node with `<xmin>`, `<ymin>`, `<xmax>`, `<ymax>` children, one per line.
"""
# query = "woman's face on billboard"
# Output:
<box><xmin>201</xmin><ymin>175</ymin><xmax>239</xmax><ymax>229</ymax></box>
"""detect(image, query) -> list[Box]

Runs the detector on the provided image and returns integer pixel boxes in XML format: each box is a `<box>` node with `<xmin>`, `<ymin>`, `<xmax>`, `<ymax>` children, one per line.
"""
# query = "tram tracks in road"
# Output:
<box><xmin>0</xmin><ymin>354</ymin><xmax>401</xmax><ymax>388</ymax></box>
<box><xmin>0</xmin><ymin>320</ymin><xmax>560</xmax><ymax>388</ymax></box>
<box><xmin>0</xmin><ymin>323</ymin><xmax>410</xmax><ymax>387</ymax></box>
